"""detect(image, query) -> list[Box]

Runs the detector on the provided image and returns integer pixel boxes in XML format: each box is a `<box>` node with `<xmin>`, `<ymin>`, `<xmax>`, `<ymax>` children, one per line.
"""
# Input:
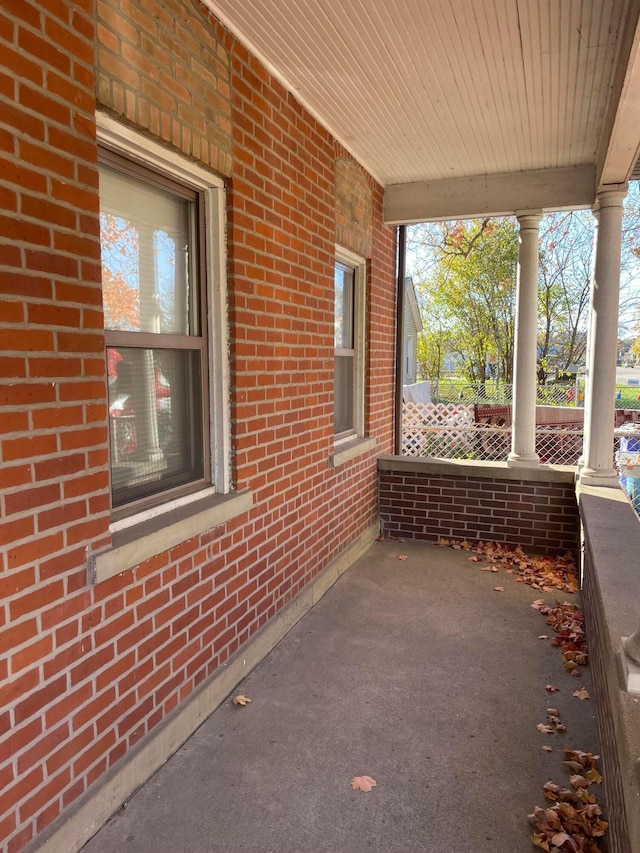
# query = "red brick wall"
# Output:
<box><xmin>0</xmin><ymin>2</ymin><xmax>396</xmax><ymax>851</ymax></box>
<box><xmin>96</xmin><ymin>0</ymin><xmax>233</xmax><ymax>177</ymax></box>
<box><xmin>378</xmin><ymin>462</ymin><xmax>580</xmax><ymax>553</ymax></box>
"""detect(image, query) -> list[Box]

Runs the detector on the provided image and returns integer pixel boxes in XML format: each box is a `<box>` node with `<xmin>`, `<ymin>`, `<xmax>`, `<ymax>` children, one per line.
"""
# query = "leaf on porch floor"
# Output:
<box><xmin>397</xmin><ymin>554</ymin><xmax>408</xmax><ymax>560</ymax></box>
<box><xmin>545</xmin><ymin>684</ymin><xmax>560</xmax><ymax>692</ymax></box>
<box><xmin>468</xmin><ymin>555</ymin><xmax>481</xmax><ymax>562</ymax></box>
<box><xmin>493</xmin><ymin>586</ymin><xmax>504</xmax><ymax>592</ymax></box>
<box><xmin>529</xmin><ymin>747</ymin><xmax>607</xmax><ymax>851</ymax></box>
<box><xmin>533</xmin><ymin>600</ymin><xmax>590</xmax><ymax>676</ymax></box>
<box><xmin>573</xmin><ymin>687</ymin><xmax>590</xmax><ymax>701</ymax></box>
<box><xmin>537</xmin><ymin>723</ymin><xmax>555</xmax><ymax>734</ymax></box>
<box><xmin>542</xmin><ymin>745</ymin><xmax>553</xmax><ymax>752</ymax></box>
<box><xmin>441</xmin><ymin>540</ymin><xmax>579</xmax><ymax>593</ymax></box>
<box><xmin>232</xmin><ymin>694</ymin><xmax>252</xmax><ymax>706</ymax></box>
<box><xmin>539</xmin><ymin>635</ymin><xmax>550</xmax><ymax>639</ymax></box>
<box><xmin>562</xmin><ymin>750</ymin><xmax>602</xmax><ymax>785</ymax></box>
<box><xmin>545</xmin><ymin>708</ymin><xmax>566</xmax><ymax>733</ymax></box>
<box><xmin>482</xmin><ymin>566</ymin><xmax>498</xmax><ymax>572</ymax></box>
<box><xmin>351</xmin><ymin>775</ymin><xmax>377</xmax><ymax>792</ymax></box>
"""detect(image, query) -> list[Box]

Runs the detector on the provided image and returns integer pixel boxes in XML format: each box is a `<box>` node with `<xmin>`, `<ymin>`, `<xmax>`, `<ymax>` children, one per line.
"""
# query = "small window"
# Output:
<box><xmin>334</xmin><ymin>248</ymin><xmax>366</xmax><ymax>440</ymax></box>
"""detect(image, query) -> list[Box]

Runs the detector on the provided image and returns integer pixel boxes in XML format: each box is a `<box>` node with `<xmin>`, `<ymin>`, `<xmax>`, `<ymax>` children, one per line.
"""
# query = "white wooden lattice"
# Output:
<box><xmin>402</xmin><ymin>402</ymin><xmax>475</xmax><ymax>457</ymax></box>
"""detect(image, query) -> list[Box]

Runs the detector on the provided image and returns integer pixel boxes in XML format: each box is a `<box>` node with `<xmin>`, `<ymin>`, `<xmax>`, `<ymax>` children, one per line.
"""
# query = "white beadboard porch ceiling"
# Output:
<box><xmin>204</xmin><ymin>0</ymin><xmax>640</xmax><ymax>220</ymax></box>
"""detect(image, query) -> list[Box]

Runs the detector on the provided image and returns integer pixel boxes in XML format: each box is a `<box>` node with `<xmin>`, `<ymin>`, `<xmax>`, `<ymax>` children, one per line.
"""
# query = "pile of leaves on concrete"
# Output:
<box><xmin>438</xmin><ymin>538</ymin><xmax>607</xmax><ymax>851</ymax></box>
<box><xmin>529</xmin><ymin>749</ymin><xmax>607</xmax><ymax>852</ymax></box>
<box><xmin>437</xmin><ymin>538</ymin><xmax>579</xmax><ymax>594</ymax></box>
<box><xmin>532</xmin><ymin>599</ymin><xmax>589</xmax><ymax>676</ymax></box>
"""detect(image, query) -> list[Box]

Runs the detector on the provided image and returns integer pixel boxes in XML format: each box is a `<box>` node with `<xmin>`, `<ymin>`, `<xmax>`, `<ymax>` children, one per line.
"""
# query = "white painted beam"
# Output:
<box><xmin>597</xmin><ymin>5</ymin><xmax>640</xmax><ymax>186</ymax></box>
<box><xmin>383</xmin><ymin>165</ymin><xmax>596</xmax><ymax>224</ymax></box>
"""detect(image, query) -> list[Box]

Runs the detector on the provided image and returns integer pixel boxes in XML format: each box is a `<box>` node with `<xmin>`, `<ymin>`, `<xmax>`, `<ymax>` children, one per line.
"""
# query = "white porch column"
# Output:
<box><xmin>508</xmin><ymin>212</ymin><xmax>542</xmax><ymax>468</ymax></box>
<box><xmin>579</xmin><ymin>185</ymin><xmax>627</xmax><ymax>487</ymax></box>
<box><xmin>576</xmin><ymin>212</ymin><xmax>599</xmax><ymax>473</ymax></box>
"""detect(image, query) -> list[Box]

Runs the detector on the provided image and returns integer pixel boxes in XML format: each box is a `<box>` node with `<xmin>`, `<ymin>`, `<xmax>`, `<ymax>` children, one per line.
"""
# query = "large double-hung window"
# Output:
<box><xmin>97</xmin><ymin>117</ymin><xmax>229</xmax><ymax>519</ymax></box>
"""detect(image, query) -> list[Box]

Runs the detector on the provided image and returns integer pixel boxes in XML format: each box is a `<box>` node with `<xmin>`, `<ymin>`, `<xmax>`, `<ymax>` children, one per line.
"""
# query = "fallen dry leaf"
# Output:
<box><xmin>441</xmin><ymin>541</ymin><xmax>579</xmax><ymax>594</ymax></box>
<box><xmin>494</xmin><ymin>586</ymin><xmax>504</xmax><ymax>592</ymax></box>
<box><xmin>573</xmin><ymin>687</ymin><xmax>590</xmax><ymax>701</ymax></box>
<box><xmin>232</xmin><ymin>694</ymin><xmax>252</xmax><ymax>706</ymax></box>
<box><xmin>482</xmin><ymin>566</ymin><xmax>498</xmax><ymax>572</ymax></box>
<box><xmin>537</xmin><ymin>723</ymin><xmax>555</xmax><ymax>734</ymax></box>
<box><xmin>543</xmin><ymin>745</ymin><xmax>553</xmax><ymax>753</ymax></box>
<box><xmin>351</xmin><ymin>775</ymin><xmax>377</xmax><ymax>792</ymax></box>
<box><xmin>545</xmin><ymin>684</ymin><xmax>560</xmax><ymax>693</ymax></box>
<box><xmin>529</xmin><ymin>746</ymin><xmax>607</xmax><ymax>851</ymax></box>
<box><xmin>397</xmin><ymin>555</ymin><xmax>408</xmax><ymax>561</ymax></box>
<box><xmin>570</xmin><ymin>774</ymin><xmax>589</xmax><ymax>789</ymax></box>
<box><xmin>468</xmin><ymin>555</ymin><xmax>481</xmax><ymax>562</ymax></box>
<box><xmin>539</xmin><ymin>635</ymin><xmax>550</xmax><ymax>640</ymax></box>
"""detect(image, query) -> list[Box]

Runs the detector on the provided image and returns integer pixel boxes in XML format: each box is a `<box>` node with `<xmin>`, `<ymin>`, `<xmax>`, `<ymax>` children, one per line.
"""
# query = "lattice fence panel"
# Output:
<box><xmin>402</xmin><ymin>402</ymin><xmax>585</xmax><ymax>464</ymax></box>
<box><xmin>402</xmin><ymin>402</ymin><xmax>475</xmax><ymax>458</ymax></box>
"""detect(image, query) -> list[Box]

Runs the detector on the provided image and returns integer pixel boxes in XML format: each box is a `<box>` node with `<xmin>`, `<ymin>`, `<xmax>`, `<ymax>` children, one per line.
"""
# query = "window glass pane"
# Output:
<box><xmin>108</xmin><ymin>347</ymin><xmax>203</xmax><ymax>507</ymax></box>
<box><xmin>334</xmin><ymin>354</ymin><xmax>354</xmax><ymax>434</ymax></box>
<box><xmin>335</xmin><ymin>264</ymin><xmax>354</xmax><ymax>349</ymax></box>
<box><xmin>99</xmin><ymin>164</ymin><xmax>195</xmax><ymax>335</ymax></box>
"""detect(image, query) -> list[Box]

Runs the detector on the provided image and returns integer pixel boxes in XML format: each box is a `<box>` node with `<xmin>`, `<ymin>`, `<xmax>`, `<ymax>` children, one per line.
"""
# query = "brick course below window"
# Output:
<box><xmin>378</xmin><ymin>458</ymin><xmax>580</xmax><ymax>553</ymax></box>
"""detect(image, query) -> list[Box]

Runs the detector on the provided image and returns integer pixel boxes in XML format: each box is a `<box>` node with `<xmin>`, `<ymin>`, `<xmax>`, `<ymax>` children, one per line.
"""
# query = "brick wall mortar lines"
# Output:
<box><xmin>379</xmin><ymin>470</ymin><xmax>580</xmax><ymax>553</ymax></box>
<box><xmin>1</xmin><ymin>0</ymin><xmax>395</xmax><ymax>849</ymax></box>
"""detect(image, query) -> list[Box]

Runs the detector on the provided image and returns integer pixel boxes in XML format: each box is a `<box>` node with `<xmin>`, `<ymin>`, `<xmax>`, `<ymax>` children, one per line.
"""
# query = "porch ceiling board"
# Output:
<box><xmin>206</xmin><ymin>0</ymin><xmax>629</xmax><ymax>191</ymax></box>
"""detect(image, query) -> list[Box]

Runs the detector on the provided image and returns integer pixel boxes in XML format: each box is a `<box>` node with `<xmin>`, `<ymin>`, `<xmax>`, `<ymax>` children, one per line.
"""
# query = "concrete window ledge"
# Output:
<box><xmin>579</xmin><ymin>484</ymin><xmax>640</xmax><ymax>853</ymax></box>
<box><xmin>330</xmin><ymin>436</ymin><xmax>377</xmax><ymax>468</ymax></box>
<box><xmin>89</xmin><ymin>490</ymin><xmax>253</xmax><ymax>584</ymax></box>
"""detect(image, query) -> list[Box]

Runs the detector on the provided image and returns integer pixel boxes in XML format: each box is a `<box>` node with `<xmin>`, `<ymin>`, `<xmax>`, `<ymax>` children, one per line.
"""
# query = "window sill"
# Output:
<box><xmin>330</xmin><ymin>436</ymin><xmax>377</xmax><ymax>468</ymax></box>
<box><xmin>88</xmin><ymin>490</ymin><xmax>253</xmax><ymax>584</ymax></box>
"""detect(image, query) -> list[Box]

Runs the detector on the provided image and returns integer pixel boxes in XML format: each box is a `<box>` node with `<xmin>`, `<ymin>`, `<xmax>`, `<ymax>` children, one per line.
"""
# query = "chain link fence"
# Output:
<box><xmin>425</xmin><ymin>379</ymin><xmax>640</xmax><ymax>410</ymax></box>
<box><xmin>402</xmin><ymin>402</ymin><xmax>584</xmax><ymax>465</ymax></box>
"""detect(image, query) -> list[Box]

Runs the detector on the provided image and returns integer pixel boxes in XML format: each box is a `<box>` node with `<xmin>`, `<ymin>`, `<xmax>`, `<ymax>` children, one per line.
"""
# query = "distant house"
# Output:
<box><xmin>403</xmin><ymin>276</ymin><xmax>423</xmax><ymax>384</ymax></box>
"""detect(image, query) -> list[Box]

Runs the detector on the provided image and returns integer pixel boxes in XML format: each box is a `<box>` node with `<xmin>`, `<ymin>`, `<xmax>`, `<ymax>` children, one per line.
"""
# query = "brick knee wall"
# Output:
<box><xmin>581</xmin><ymin>543</ymin><xmax>631</xmax><ymax>853</ymax></box>
<box><xmin>579</xmin><ymin>490</ymin><xmax>640</xmax><ymax>853</ymax></box>
<box><xmin>378</xmin><ymin>459</ymin><xmax>580</xmax><ymax>553</ymax></box>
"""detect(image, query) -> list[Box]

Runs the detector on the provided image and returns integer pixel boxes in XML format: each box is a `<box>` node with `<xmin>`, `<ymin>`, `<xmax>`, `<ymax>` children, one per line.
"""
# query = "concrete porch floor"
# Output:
<box><xmin>80</xmin><ymin>538</ymin><xmax>603</xmax><ymax>853</ymax></box>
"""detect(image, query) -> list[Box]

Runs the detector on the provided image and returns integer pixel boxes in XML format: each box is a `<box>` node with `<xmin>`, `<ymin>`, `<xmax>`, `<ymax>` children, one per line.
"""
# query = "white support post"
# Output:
<box><xmin>508</xmin><ymin>212</ymin><xmax>542</xmax><ymax>468</ymax></box>
<box><xmin>579</xmin><ymin>185</ymin><xmax>627</xmax><ymax>487</ymax></box>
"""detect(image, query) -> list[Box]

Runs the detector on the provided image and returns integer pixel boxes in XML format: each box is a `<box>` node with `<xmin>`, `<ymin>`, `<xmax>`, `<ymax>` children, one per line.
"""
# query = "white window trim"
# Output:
<box><xmin>334</xmin><ymin>244</ymin><xmax>367</xmax><ymax>445</ymax></box>
<box><xmin>96</xmin><ymin>112</ymin><xmax>232</xmax><ymax>531</ymax></box>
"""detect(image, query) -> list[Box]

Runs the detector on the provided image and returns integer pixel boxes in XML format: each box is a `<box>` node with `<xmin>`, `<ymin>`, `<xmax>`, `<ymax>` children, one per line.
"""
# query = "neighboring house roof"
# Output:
<box><xmin>404</xmin><ymin>276</ymin><xmax>423</xmax><ymax>336</ymax></box>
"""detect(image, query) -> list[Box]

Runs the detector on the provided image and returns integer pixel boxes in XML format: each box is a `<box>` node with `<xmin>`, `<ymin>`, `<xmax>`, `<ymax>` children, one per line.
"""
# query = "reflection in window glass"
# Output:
<box><xmin>107</xmin><ymin>347</ymin><xmax>203</xmax><ymax>507</ymax></box>
<box><xmin>334</xmin><ymin>264</ymin><xmax>354</xmax><ymax>350</ymax></box>
<box><xmin>99</xmin><ymin>163</ymin><xmax>193</xmax><ymax>335</ymax></box>
<box><xmin>334</xmin><ymin>261</ymin><xmax>356</xmax><ymax>436</ymax></box>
